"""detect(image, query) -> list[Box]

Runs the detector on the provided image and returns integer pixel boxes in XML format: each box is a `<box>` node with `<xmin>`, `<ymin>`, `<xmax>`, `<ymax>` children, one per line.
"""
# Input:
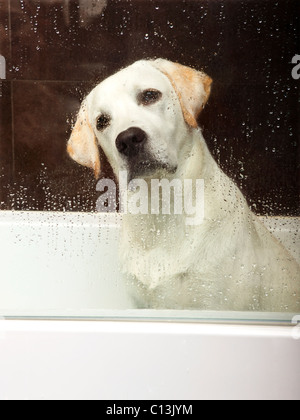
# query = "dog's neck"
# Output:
<box><xmin>177</xmin><ymin>128</ymin><xmax>214</xmax><ymax>181</ymax></box>
<box><xmin>121</xmin><ymin>129</ymin><xmax>244</xmax><ymax>250</ymax></box>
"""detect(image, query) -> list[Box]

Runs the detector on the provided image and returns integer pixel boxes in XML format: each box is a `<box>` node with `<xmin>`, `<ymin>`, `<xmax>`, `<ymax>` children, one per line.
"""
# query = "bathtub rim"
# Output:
<box><xmin>0</xmin><ymin>309</ymin><xmax>299</xmax><ymax>327</ymax></box>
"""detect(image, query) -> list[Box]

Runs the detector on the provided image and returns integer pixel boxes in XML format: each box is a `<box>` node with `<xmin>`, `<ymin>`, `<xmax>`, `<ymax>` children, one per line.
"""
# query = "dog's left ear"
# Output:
<box><xmin>152</xmin><ymin>59</ymin><xmax>212</xmax><ymax>128</ymax></box>
<box><xmin>67</xmin><ymin>100</ymin><xmax>101</xmax><ymax>179</ymax></box>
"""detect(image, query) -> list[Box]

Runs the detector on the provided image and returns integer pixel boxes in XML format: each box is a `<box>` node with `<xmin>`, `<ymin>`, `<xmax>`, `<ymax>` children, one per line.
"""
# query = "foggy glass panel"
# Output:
<box><xmin>0</xmin><ymin>0</ymin><xmax>299</xmax><ymax>321</ymax></box>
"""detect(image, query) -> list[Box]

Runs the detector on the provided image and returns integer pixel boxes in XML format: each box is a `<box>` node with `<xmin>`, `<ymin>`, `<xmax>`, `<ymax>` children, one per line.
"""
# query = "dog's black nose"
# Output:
<box><xmin>116</xmin><ymin>127</ymin><xmax>147</xmax><ymax>157</ymax></box>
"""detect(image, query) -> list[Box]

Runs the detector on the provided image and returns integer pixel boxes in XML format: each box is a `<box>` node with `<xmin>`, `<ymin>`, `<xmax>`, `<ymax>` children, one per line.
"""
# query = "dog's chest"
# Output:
<box><xmin>120</xmin><ymin>214</ymin><xmax>190</xmax><ymax>288</ymax></box>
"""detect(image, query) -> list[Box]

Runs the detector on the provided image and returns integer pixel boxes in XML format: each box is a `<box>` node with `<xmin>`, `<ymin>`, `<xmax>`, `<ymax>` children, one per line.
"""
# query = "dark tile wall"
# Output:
<box><xmin>0</xmin><ymin>0</ymin><xmax>299</xmax><ymax>214</ymax></box>
<box><xmin>0</xmin><ymin>81</ymin><xmax>12</xmax><ymax>207</ymax></box>
<box><xmin>0</xmin><ymin>0</ymin><xmax>12</xmax><ymax>207</ymax></box>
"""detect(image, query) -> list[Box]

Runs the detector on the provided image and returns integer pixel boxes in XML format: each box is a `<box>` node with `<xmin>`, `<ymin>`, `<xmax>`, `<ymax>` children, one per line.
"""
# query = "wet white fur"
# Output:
<box><xmin>70</xmin><ymin>60</ymin><xmax>300</xmax><ymax>311</ymax></box>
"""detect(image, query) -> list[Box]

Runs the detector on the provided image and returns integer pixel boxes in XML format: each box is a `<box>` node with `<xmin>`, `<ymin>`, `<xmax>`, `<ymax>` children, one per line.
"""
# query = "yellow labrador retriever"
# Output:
<box><xmin>67</xmin><ymin>59</ymin><xmax>300</xmax><ymax>312</ymax></box>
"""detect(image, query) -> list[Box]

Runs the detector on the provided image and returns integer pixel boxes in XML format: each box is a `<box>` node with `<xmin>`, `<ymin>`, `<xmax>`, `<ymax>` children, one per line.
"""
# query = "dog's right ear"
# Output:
<box><xmin>67</xmin><ymin>100</ymin><xmax>101</xmax><ymax>179</ymax></box>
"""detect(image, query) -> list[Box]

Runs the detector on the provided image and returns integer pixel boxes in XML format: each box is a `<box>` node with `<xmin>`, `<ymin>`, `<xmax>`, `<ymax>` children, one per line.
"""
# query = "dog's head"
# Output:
<box><xmin>67</xmin><ymin>59</ymin><xmax>212</xmax><ymax>181</ymax></box>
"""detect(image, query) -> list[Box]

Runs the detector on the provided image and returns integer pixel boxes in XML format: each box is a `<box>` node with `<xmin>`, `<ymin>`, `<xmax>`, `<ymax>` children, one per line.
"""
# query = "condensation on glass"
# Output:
<box><xmin>0</xmin><ymin>0</ymin><xmax>299</xmax><ymax>322</ymax></box>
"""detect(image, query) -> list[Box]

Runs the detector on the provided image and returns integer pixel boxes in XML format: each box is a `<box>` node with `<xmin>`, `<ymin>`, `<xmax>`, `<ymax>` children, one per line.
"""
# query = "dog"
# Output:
<box><xmin>67</xmin><ymin>59</ymin><xmax>300</xmax><ymax>312</ymax></box>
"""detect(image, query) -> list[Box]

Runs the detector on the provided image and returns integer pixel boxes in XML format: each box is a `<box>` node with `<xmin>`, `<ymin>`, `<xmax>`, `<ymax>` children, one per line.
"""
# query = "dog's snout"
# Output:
<box><xmin>116</xmin><ymin>127</ymin><xmax>147</xmax><ymax>157</ymax></box>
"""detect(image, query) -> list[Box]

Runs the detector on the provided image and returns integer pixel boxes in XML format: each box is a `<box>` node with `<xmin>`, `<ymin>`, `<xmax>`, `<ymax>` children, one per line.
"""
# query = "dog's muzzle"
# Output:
<box><xmin>116</xmin><ymin>127</ymin><xmax>148</xmax><ymax>158</ymax></box>
<box><xmin>116</xmin><ymin>126</ymin><xmax>177</xmax><ymax>180</ymax></box>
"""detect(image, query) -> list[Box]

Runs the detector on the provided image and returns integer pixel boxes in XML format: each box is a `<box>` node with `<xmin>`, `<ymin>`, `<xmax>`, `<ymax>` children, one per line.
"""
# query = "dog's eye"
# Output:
<box><xmin>138</xmin><ymin>89</ymin><xmax>162</xmax><ymax>106</ymax></box>
<box><xmin>96</xmin><ymin>114</ymin><xmax>111</xmax><ymax>131</ymax></box>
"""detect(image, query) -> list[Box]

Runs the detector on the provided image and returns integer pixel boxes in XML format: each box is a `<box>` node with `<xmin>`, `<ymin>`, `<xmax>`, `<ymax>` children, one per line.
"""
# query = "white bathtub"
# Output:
<box><xmin>0</xmin><ymin>211</ymin><xmax>299</xmax><ymax>400</ymax></box>
<box><xmin>0</xmin><ymin>211</ymin><xmax>299</xmax><ymax>320</ymax></box>
<box><xmin>0</xmin><ymin>211</ymin><xmax>132</xmax><ymax>314</ymax></box>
